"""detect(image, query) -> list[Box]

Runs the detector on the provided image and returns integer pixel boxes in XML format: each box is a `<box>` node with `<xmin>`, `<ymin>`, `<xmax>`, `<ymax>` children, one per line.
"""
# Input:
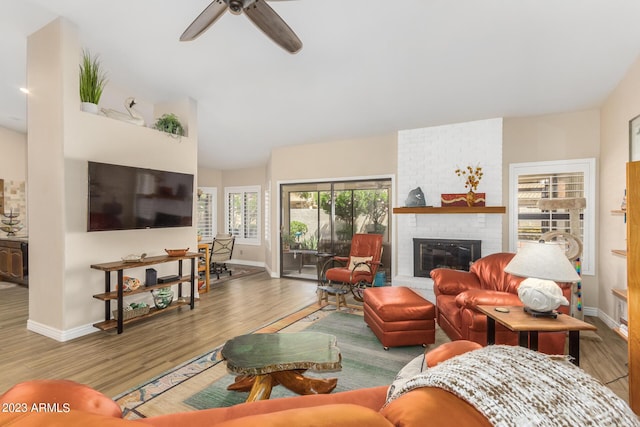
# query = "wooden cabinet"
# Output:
<box><xmin>626</xmin><ymin>161</ymin><xmax>640</xmax><ymax>413</ymax></box>
<box><xmin>91</xmin><ymin>253</ymin><xmax>199</xmax><ymax>334</ymax></box>
<box><xmin>197</xmin><ymin>243</ymin><xmax>210</xmax><ymax>293</ymax></box>
<box><xmin>0</xmin><ymin>239</ymin><xmax>28</xmax><ymax>285</ymax></box>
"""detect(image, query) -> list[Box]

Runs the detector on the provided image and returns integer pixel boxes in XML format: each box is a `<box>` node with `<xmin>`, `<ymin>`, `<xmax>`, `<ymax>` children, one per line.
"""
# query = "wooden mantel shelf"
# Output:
<box><xmin>393</xmin><ymin>206</ymin><xmax>506</xmax><ymax>214</ymax></box>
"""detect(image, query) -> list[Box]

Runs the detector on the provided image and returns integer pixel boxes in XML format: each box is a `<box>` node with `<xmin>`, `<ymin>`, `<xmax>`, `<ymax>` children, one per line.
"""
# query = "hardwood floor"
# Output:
<box><xmin>0</xmin><ymin>276</ymin><xmax>631</xmax><ymax>406</ymax></box>
<box><xmin>0</xmin><ymin>273</ymin><xmax>318</xmax><ymax>397</ymax></box>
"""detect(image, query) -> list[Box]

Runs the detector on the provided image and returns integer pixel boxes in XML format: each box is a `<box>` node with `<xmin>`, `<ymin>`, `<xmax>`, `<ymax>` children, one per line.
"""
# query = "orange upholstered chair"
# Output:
<box><xmin>320</xmin><ymin>233</ymin><xmax>383</xmax><ymax>302</ymax></box>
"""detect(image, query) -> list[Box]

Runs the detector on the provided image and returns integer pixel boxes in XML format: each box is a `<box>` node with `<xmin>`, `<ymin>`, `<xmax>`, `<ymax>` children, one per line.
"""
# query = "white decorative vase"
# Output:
<box><xmin>80</xmin><ymin>102</ymin><xmax>99</xmax><ymax>114</ymax></box>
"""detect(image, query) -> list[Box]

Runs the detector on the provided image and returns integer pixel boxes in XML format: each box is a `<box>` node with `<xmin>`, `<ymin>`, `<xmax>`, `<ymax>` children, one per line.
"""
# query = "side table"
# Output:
<box><xmin>476</xmin><ymin>305</ymin><xmax>597</xmax><ymax>366</ymax></box>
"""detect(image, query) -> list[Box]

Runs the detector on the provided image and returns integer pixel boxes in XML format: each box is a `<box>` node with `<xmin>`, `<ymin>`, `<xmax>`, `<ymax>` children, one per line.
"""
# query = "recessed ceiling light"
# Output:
<box><xmin>19</xmin><ymin>88</ymin><xmax>29</xmax><ymax>94</ymax></box>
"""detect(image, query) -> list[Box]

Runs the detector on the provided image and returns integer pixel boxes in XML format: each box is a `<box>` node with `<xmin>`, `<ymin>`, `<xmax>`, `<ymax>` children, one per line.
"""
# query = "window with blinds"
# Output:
<box><xmin>509</xmin><ymin>158</ymin><xmax>595</xmax><ymax>275</ymax></box>
<box><xmin>516</xmin><ymin>172</ymin><xmax>584</xmax><ymax>243</ymax></box>
<box><xmin>197</xmin><ymin>187</ymin><xmax>216</xmax><ymax>240</ymax></box>
<box><xmin>225</xmin><ymin>185</ymin><xmax>261</xmax><ymax>245</ymax></box>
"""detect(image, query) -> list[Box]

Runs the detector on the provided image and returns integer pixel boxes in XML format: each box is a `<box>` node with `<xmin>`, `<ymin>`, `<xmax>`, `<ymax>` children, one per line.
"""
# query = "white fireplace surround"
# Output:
<box><xmin>395</xmin><ymin>118</ymin><xmax>504</xmax><ymax>302</ymax></box>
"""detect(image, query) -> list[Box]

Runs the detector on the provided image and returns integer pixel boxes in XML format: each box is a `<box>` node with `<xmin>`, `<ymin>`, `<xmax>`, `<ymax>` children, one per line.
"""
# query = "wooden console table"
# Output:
<box><xmin>91</xmin><ymin>253</ymin><xmax>199</xmax><ymax>334</ymax></box>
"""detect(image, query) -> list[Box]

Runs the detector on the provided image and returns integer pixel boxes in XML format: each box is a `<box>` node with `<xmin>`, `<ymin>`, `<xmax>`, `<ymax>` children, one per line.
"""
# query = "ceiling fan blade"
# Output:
<box><xmin>180</xmin><ymin>0</ymin><xmax>229</xmax><ymax>41</ymax></box>
<box><xmin>244</xmin><ymin>0</ymin><xmax>302</xmax><ymax>53</ymax></box>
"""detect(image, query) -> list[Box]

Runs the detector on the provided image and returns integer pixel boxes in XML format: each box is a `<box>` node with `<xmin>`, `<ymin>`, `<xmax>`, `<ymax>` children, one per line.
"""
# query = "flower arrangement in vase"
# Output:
<box><xmin>441</xmin><ymin>165</ymin><xmax>486</xmax><ymax>207</ymax></box>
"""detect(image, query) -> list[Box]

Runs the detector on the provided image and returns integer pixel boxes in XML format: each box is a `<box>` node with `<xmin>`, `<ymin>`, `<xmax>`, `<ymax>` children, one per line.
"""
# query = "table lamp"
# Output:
<box><xmin>504</xmin><ymin>241</ymin><xmax>580</xmax><ymax>317</ymax></box>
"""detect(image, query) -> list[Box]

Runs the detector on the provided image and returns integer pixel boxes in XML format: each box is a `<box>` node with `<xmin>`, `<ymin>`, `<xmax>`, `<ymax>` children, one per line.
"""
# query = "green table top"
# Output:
<box><xmin>221</xmin><ymin>332</ymin><xmax>342</xmax><ymax>376</ymax></box>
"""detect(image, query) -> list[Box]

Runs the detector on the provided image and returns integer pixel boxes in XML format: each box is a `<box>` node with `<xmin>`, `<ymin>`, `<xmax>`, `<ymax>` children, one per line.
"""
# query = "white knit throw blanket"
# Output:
<box><xmin>385</xmin><ymin>345</ymin><xmax>639</xmax><ymax>427</ymax></box>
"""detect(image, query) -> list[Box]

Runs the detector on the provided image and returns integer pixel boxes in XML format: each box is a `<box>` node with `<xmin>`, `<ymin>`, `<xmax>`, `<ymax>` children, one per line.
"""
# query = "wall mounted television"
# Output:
<box><xmin>88</xmin><ymin>161</ymin><xmax>194</xmax><ymax>232</ymax></box>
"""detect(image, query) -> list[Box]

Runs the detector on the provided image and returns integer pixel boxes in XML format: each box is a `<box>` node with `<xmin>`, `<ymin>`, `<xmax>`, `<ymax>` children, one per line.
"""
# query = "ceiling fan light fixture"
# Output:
<box><xmin>182</xmin><ymin>0</ymin><xmax>302</xmax><ymax>53</ymax></box>
<box><xmin>228</xmin><ymin>0</ymin><xmax>246</xmax><ymax>15</ymax></box>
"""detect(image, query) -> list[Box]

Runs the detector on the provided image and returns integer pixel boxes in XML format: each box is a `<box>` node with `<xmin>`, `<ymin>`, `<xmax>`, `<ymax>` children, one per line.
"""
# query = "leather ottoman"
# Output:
<box><xmin>363</xmin><ymin>286</ymin><xmax>436</xmax><ymax>350</ymax></box>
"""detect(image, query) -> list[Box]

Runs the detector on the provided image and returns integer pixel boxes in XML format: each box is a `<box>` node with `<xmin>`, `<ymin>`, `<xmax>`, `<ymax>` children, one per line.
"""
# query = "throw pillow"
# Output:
<box><xmin>385</xmin><ymin>353</ymin><xmax>426</xmax><ymax>401</ymax></box>
<box><xmin>348</xmin><ymin>256</ymin><xmax>373</xmax><ymax>271</ymax></box>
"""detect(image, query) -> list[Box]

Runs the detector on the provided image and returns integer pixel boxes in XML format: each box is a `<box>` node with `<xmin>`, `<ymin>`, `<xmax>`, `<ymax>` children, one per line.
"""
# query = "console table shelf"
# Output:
<box><xmin>392</xmin><ymin>206</ymin><xmax>506</xmax><ymax>214</ymax></box>
<box><xmin>92</xmin><ymin>276</ymin><xmax>192</xmax><ymax>301</ymax></box>
<box><xmin>93</xmin><ymin>300</ymin><xmax>190</xmax><ymax>331</ymax></box>
<box><xmin>91</xmin><ymin>252</ymin><xmax>199</xmax><ymax>334</ymax></box>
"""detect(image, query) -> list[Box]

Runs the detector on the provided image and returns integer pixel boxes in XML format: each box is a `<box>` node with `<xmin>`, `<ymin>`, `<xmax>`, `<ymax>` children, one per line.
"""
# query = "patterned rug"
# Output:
<box><xmin>208</xmin><ymin>264</ymin><xmax>265</xmax><ymax>287</ymax></box>
<box><xmin>115</xmin><ymin>307</ymin><xmax>449</xmax><ymax>420</ymax></box>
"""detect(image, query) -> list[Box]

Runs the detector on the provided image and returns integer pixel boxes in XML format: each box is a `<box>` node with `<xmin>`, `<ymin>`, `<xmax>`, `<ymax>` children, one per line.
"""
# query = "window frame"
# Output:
<box><xmin>509</xmin><ymin>158</ymin><xmax>596</xmax><ymax>275</ymax></box>
<box><xmin>225</xmin><ymin>185</ymin><xmax>261</xmax><ymax>246</ymax></box>
<box><xmin>196</xmin><ymin>187</ymin><xmax>217</xmax><ymax>241</ymax></box>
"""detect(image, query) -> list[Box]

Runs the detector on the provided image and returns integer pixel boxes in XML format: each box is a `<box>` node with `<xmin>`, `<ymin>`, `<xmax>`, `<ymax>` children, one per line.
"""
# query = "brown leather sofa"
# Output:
<box><xmin>430</xmin><ymin>252</ymin><xmax>572</xmax><ymax>354</ymax></box>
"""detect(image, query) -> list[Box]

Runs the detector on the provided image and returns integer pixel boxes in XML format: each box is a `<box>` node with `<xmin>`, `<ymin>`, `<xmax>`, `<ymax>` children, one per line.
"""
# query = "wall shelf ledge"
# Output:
<box><xmin>392</xmin><ymin>206</ymin><xmax>506</xmax><ymax>214</ymax></box>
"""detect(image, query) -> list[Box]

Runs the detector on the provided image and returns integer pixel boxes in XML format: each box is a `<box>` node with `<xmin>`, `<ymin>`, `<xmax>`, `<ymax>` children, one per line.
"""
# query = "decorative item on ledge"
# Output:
<box><xmin>154</xmin><ymin>113</ymin><xmax>185</xmax><ymax>139</ymax></box>
<box><xmin>121</xmin><ymin>253</ymin><xmax>147</xmax><ymax>263</ymax></box>
<box><xmin>165</xmin><ymin>248</ymin><xmax>189</xmax><ymax>257</ymax></box>
<box><xmin>441</xmin><ymin>192</ymin><xmax>486</xmax><ymax>207</ymax></box>
<box><xmin>117</xmin><ymin>276</ymin><xmax>141</xmax><ymax>292</ymax></box>
<box><xmin>447</xmin><ymin>164</ymin><xmax>484</xmax><ymax>207</ymax></box>
<box><xmin>405</xmin><ymin>187</ymin><xmax>426</xmax><ymax>207</ymax></box>
<box><xmin>1</xmin><ymin>208</ymin><xmax>23</xmax><ymax>236</ymax></box>
<box><xmin>152</xmin><ymin>288</ymin><xmax>174</xmax><ymax>309</ymax></box>
<box><xmin>100</xmin><ymin>97</ymin><xmax>145</xmax><ymax>126</ymax></box>
<box><xmin>79</xmin><ymin>49</ymin><xmax>107</xmax><ymax>114</ymax></box>
<box><xmin>113</xmin><ymin>302</ymin><xmax>149</xmax><ymax>321</ymax></box>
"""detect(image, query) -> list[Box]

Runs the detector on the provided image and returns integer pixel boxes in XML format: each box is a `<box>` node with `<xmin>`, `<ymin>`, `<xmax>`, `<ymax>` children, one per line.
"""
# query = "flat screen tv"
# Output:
<box><xmin>88</xmin><ymin>161</ymin><xmax>194</xmax><ymax>232</ymax></box>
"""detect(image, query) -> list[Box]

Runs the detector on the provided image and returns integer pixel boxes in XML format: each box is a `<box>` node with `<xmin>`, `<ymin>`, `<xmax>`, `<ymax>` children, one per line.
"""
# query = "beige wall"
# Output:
<box><xmin>267</xmin><ymin>134</ymin><xmax>397</xmax><ymax>275</ymax></box>
<box><xmin>502</xmin><ymin>110</ymin><xmax>601</xmax><ymax>310</ymax></box>
<box><xmin>222</xmin><ymin>165</ymin><xmax>267</xmax><ymax>264</ymax></box>
<box><xmin>197</xmin><ymin>165</ymin><xmax>267</xmax><ymax>264</ymax></box>
<box><xmin>0</xmin><ymin>127</ymin><xmax>27</xmax><ymax>181</ymax></box>
<box><xmin>27</xmin><ymin>18</ymin><xmax>198</xmax><ymax>340</ymax></box>
<box><xmin>600</xmin><ymin>56</ymin><xmax>640</xmax><ymax>324</ymax></box>
<box><xmin>198</xmin><ymin>167</ymin><xmax>222</xmax><ymax>188</ymax></box>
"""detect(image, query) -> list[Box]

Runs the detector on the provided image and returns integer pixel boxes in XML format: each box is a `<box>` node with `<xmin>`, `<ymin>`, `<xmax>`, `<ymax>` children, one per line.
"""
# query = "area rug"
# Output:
<box><xmin>184</xmin><ymin>311</ymin><xmax>429</xmax><ymax>409</ymax></box>
<box><xmin>117</xmin><ymin>308</ymin><xmax>449</xmax><ymax>419</ymax></box>
<box><xmin>208</xmin><ymin>264</ymin><xmax>265</xmax><ymax>286</ymax></box>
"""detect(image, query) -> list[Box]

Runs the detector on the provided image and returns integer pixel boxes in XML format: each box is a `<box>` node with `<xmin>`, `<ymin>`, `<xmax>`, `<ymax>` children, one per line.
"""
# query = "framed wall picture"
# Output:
<box><xmin>630</xmin><ymin>114</ymin><xmax>640</xmax><ymax>161</ymax></box>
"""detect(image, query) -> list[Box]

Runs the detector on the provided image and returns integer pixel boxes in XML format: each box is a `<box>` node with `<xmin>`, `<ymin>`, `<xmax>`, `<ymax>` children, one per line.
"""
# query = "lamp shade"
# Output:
<box><xmin>504</xmin><ymin>241</ymin><xmax>581</xmax><ymax>283</ymax></box>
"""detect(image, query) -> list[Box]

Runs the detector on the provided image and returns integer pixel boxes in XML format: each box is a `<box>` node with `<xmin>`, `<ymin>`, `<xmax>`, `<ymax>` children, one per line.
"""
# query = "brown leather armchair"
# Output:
<box><xmin>430</xmin><ymin>252</ymin><xmax>572</xmax><ymax>354</ymax></box>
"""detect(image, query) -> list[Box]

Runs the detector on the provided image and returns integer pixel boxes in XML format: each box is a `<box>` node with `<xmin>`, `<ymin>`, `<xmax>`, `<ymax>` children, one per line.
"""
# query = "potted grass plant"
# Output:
<box><xmin>79</xmin><ymin>49</ymin><xmax>107</xmax><ymax>114</ymax></box>
<box><xmin>154</xmin><ymin>113</ymin><xmax>185</xmax><ymax>138</ymax></box>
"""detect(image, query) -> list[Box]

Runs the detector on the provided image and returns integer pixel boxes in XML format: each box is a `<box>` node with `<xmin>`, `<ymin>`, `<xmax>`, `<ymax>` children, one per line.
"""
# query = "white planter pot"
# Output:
<box><xmin>80</xmin><ymin>102</ymin><xmax>99</xmax><ymax>114</ymax></box>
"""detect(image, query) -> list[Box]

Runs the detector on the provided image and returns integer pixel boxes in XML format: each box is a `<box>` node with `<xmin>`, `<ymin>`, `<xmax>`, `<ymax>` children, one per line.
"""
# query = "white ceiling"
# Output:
<box><xmin>3</xmin><ymin>0</ymin><xmax>640</xmax><ymax>170</ymax></box>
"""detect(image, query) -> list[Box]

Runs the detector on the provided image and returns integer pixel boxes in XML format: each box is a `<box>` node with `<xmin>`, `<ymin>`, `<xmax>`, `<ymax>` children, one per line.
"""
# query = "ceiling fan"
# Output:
<box><xmin>180</xmin><ymin>0</ymin><xmax>302</xmax><ymax>54</ymax></box>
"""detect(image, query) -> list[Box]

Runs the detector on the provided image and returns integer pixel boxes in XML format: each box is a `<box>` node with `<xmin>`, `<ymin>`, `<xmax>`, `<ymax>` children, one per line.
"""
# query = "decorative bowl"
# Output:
<box><xmin>165</xmin><ymin>248</ymin><xmax>189</xmax><ymax>257</ymax></box>
<box><xmin>152</xmin><ymin>288</ymin><xmax>174</xmax><ymax>309</ymax></box>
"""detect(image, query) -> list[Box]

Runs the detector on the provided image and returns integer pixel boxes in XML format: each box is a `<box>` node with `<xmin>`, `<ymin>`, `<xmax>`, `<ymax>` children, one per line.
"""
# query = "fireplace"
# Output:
<box><xmin>413</xmin><ymin>238</ymin><xmax>481</xmax><ymax>277</ymax></box>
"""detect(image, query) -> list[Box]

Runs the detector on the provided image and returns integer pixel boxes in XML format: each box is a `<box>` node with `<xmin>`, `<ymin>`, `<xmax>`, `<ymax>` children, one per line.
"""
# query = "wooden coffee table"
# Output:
<box><xmin>221</xmin><ymin>332</ymin><xmax>342</xmax><ymax>401</ymax></box>
<box><xmin>476</xmin><ymin>305</ymin><xmax>597</xmax><ymax>366</ymax></box>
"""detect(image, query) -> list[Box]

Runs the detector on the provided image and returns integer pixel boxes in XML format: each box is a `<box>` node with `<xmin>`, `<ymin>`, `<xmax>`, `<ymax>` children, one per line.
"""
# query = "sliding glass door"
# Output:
<box><xmin>280</xmin><ymin>179</ymin><xmax>391</xmax><ymax>281</ymax></box>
